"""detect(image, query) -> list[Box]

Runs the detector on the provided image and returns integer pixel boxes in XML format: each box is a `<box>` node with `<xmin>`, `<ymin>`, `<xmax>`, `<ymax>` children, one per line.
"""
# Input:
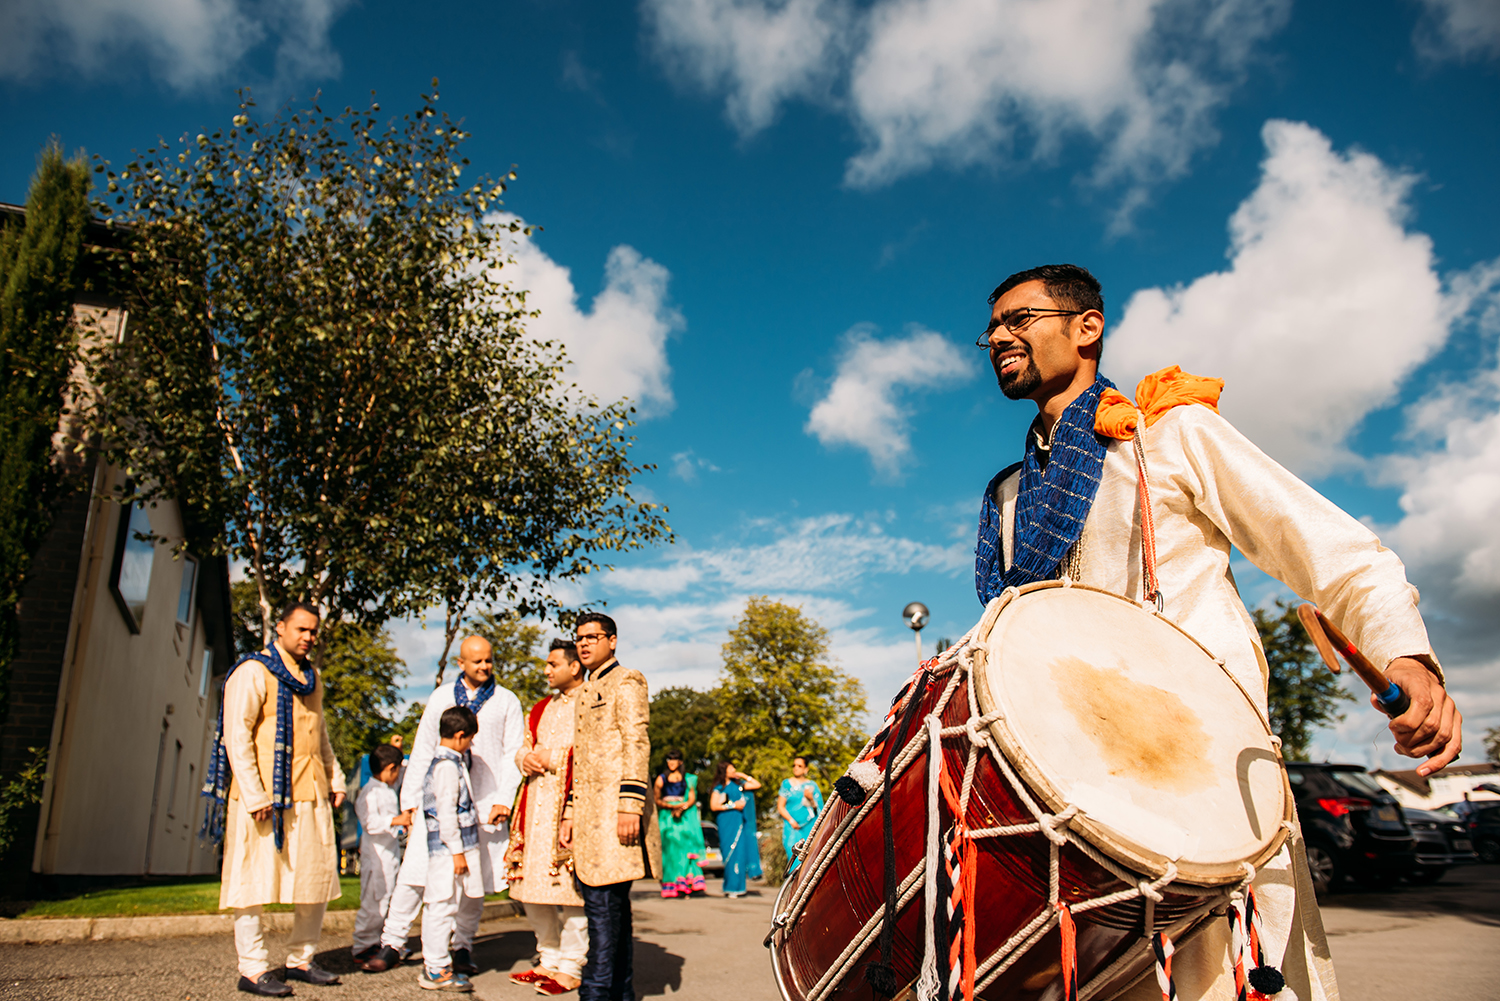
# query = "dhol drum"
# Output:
<box><xmin>768</xmin><ymin>580</ymin><xmax>1292</xmax><ymax>1001</ymax></box>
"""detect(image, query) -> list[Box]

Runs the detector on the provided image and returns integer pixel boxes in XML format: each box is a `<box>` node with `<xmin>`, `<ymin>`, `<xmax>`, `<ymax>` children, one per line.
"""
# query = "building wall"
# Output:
<box><xmin>32</xmin><ymin>461</ymin><xmax>229</xmax><ymax>875</ymax></box>
<box><xmin>1373</xmin><ymin>766</ymin><xmax>1500</xmax><ymax>811</ymax></box>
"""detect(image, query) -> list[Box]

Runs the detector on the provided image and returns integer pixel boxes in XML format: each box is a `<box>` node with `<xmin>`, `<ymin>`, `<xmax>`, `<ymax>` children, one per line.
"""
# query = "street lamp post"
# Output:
<box><xmin>902</xmin><ymin>602</ymin><xmax>930</xmax><ymax>666</ymax></box>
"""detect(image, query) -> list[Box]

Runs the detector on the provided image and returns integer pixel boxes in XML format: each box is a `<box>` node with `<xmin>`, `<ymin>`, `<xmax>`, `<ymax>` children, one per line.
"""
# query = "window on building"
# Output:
<box><xmin>108</xmin><ymin>502</ymin><xmax>155</xmax><ymax>632</ymax></box>
<box><xmin>198</xmin><ymin>648</ymin><xmax>214</xmax><ymax>699</ymax></box>
<box><xmin>176</xmin><ymin>555</ymin><xmax>198</xmax><ymax>627</ymax></box>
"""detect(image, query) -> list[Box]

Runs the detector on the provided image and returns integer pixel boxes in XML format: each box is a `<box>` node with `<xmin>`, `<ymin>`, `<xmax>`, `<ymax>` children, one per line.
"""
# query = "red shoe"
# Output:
<box><xmin>534</xmin><ymin>975</ymin><xmax>580</xmax><ymax>995</ymax></box>
<box><xmin>510</xmin><ymin>970</ymin><xmax>549</xmax><ymax>985</ymax></box>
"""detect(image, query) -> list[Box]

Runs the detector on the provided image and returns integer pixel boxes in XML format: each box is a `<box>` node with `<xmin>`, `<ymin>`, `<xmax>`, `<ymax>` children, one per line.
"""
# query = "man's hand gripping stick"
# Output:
<box><xmin>1295</xmin><ymin>604</ymin><xmax>1410</xmax><ymax>718</ymax></box>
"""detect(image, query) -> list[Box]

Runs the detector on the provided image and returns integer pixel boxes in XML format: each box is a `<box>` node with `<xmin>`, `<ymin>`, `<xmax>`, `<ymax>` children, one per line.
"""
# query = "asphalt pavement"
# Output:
<box><xmin>1</xmin><ymin>868</ymin><xmax>1496</xmax><ymax>1000</ymax></box>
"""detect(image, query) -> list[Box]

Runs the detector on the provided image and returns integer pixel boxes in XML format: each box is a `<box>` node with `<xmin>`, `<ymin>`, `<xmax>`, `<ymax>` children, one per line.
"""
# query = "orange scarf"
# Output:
<box><xmin>1095</xmin><ymin>365</ymin><xmax>1224</xmax><ymax>439</ymax></box>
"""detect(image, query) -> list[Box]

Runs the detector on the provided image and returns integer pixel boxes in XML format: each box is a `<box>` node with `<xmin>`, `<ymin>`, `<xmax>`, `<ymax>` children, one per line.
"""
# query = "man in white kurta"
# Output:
<box><xmin>373</xmin><ymin>635</ymin><xmax>524</xmax><ymax>975</ymax></box>
<box><xmin>977</xmin><ymin>265</ymin><xmax>1461</xmax><ymax>1001</ymax></box>
<box><xmin>219</xmin><ymin>604</ymin><xmax>347</xmax><ymax>996</ymax></box>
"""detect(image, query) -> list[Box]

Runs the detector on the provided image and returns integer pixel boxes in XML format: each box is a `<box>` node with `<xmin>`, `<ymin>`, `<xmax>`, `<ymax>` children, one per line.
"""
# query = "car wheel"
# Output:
<box><xmin>1405</xmin><ymin>866</ymin><xmax>1446</xmax><ymax>885</ymax></box>
<box><xmin>1304</xmin><ymin>843</ymin><xmax>1340</xmax><ymax>895</ymax></box>
<box><xmin>1479</xmin><ymin>838</ymin><xmax>1500</xmax><ymax>865</ymax></box>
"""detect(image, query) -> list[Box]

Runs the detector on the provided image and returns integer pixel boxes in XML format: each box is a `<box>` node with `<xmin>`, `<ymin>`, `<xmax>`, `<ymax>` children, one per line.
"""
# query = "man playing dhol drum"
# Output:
<box><xmin>974</xmin><ymin>263</ymin><xmax>1460</xmax><ymax>1001</ymax></box>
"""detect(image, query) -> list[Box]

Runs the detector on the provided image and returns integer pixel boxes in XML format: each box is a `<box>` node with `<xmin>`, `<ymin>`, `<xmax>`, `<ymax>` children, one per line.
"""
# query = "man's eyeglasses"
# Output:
<box><xmin>975</xmin><ymin>308</ymin><xmax>1083</xmax><ymax>347</ymax></box>
<box><xmin>574</xmin><ymin>632</ymin><xmax>612</xmax><ymax>645</ymax></box>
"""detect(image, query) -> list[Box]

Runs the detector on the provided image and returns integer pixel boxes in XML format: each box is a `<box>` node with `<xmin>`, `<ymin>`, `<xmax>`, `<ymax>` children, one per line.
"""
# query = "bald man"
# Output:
<box><xmin>363</xmin><ymin>636</ymin><xmax>525</xmax><ymax>975</ymax></box>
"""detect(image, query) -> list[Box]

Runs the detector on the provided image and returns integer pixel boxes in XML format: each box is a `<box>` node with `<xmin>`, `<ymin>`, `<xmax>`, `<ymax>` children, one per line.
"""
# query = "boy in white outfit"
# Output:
<box><xmin>420</xmin><ymin>705</ymin><xmax>484</xmax><ymax>993</ymax></box>
<box><xmin>352</xmin><ymin>743</ymin><xmax>409</xmax><ymax>964</ymax></box>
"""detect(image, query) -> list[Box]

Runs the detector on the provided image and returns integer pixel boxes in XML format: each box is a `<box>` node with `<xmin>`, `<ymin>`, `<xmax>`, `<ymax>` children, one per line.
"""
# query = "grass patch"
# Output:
<box><xmin>18</xmin><ymin>877</ymin><xmax>363</xmax><ymax>918</ymax></box>
<box><xmin>15</xmin><ymin>879</ymin><xmax>511</xmax><ymax>919</ymax></box>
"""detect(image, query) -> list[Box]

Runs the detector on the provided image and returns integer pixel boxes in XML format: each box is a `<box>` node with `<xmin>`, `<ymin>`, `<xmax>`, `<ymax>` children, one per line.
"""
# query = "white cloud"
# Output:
<box><xmin>493</xmin><ymin>217</ymin><xmax>682</xmax><ymax>416</ymax></box>
<box><xmin>601</xmin><ymin>512</ymin><xmax>971</xmax><ymax>597</ymax></box>
<box><xmin>643</xmin><ymin>0</ymin><xmax>849</xmax><ymax>134</ymax></box>
<box><xmin>0</xmin><ymin>0</ymin><xmax>348</xmax><ymax>88</ymax></box>
<box><xmin>643</xmin><ymin>0</ymin><xmax>1291</xmax><ymax>210</ymax></box>
<box><xmin>670</xmin><ymin>449</ymin><xmax>721</xmax><ymax>482</ymax></box>
<box><xmin>1413</xmin><ymin>0</ymin><xmax>1500</xmax><ymax>63</ymax></box>
<box><xmin>1381</xmin><ymin>259</ymin><xmax>1500</xmax><ymax>634</ymax></box>
<box><xmin>1108</xmin><ymin>119</ymin><xmax>1447</xmax><ymax>475</ymax></box>
<box><xmin>804</xmin><ymin>325</ymin><xmax>974</xmax><ymax>474</ymax></box>
<box><xmin>1105</xmin><ymin>124</ymin><xmax>1500</xmax><ymax>763</ymax></box>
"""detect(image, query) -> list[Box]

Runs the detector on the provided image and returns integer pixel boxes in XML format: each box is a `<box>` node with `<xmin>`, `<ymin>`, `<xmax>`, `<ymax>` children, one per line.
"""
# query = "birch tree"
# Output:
<box><xmin>82</xmin><ymin>83</ymin><xmax>669</xmax><ymax>655</ymax></box>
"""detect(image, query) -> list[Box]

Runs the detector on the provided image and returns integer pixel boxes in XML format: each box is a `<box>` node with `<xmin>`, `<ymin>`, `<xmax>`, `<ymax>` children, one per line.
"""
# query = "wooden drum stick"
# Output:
<box><xmin>1295</xmin><ymin>603</ymin><xmax>1410</xmax><ymax>718</ymax></box>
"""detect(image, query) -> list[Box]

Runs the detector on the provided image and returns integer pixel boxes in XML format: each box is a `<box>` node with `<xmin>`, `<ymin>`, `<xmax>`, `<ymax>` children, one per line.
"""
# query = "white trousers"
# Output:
<box><xmin>383</xmin><ymin>880</ymin><xmax>484</xmax><ymax>954</ymax></box>
<box><xmin>523</xmin><ymin>901</ymin><xmax>588</xmax><ymax>978</ymax></box>
<box><xmin>233</xmin><ymin>903</ymin><xmax>325</xmax><ymax>979</ymax></box>
<box><xmin>353</xmin><ymin>847</ymin><xmax>401</xmax><ymax>951</ymax></box>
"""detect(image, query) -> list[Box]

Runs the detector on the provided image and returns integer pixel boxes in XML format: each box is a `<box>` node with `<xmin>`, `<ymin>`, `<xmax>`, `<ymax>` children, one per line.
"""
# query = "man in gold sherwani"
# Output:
<box><xmin>206</xmin><ymin>602</ymin><xmax>346</xmax><ymax>997</ymax></box>
<box><xmin>975</xmin><ymin>264</ymin><xmax>1461</xmax><ymax>1001</ymax></box>
<box><xmin>559</xmin><ymin>613</ymin><xmax>662</xmax><ymax>1001</ymax></box>
<box><xmin>505</xmin><ymin>638</ymin><xmax>589</xmax><ymax>994</ymax></box>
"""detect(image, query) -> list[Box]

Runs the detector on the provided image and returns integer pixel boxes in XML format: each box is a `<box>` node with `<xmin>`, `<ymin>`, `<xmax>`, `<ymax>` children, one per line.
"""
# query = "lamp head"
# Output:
<box><xmin>902</xmin><ymin>602</ymin><xmax>930</xmax><ymax>632</ymax></box>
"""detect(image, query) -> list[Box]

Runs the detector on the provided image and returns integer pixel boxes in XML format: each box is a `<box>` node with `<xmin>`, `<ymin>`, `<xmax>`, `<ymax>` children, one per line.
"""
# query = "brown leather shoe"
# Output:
<box><xmin>361</xmin><ymin>945</ymin><xmax>402</xmax><ymax>973</ymax></box>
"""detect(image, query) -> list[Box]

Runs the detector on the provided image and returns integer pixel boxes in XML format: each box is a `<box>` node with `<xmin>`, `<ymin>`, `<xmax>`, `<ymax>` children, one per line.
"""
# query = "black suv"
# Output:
<box><xmin>1437</xmin><ymin>801</ymin><xmax>1500</xmax><ymax>864</ymax></box>
<box><xmin>1285</xmin><ymin>763</ymin><xmax>1414</xmax><ymax>893</ymax></box>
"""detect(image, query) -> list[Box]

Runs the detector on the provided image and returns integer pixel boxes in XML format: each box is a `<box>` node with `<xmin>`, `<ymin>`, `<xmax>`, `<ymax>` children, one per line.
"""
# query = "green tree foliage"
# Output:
<box><xmin>0</xmin><ymin>144</ymin><xmax>91</xmax><ymax>720</ymax></box>
<box><xmin>83</xmin><ymin>83</ymin><xmax>669</xmax><ymax>661</ymax></box>
<box><xmin>709</xmin><ymin>597</ymin><xmax>867</xmax><ymax>800</ymax></box>
<box><xmin>0</xmin><ymin>746</ymin><xmax>47</xmax><ymax>869</ymax></box>
<box><xmin>1484</xmin><ymin>725</ymin><xmax>1499</xmax><ymax>764</ymax></box>
<box><xmin>464</xmin><ymin>608</ymin><xmax>549</xmax><ymax>708</ymax></box>
<box><xmin>648</xmin><ymin>685</ymin><xmax>719</xmax><ymax>783</ymax></box>
<box><xmin>1253</xmin><ymin>599</ymin><xmax>1354</xmax><ymax>761</ymax></box>
<box><xmin>319</xmin><ymin>622</ymin><xmax>407</xmax><ymax>774</ymax></box>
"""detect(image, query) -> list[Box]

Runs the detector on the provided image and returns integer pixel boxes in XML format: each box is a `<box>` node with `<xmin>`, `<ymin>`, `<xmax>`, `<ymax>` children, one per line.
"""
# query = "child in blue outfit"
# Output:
<box><xmin>420</xmin><ymin>706</ymin><xmax>484</xmax><ymax>993</ymax></box>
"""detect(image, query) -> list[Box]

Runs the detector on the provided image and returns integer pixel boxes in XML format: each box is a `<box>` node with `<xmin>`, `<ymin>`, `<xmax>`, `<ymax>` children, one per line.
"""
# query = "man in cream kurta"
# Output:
<box><xmin>219</xmin><ymin>604</ymin><xmax>346</xmax><ymax>996</ymax></box>
<box><xmin>976</xmin><ymin>264</ymin><xmax>1461</xmax><ymax>1001</ymax></box>
<box><xmin>505</xmin><ymin>638</ymin><xmax>589</xmax><ymax>991</ymax></box>
<box><xmin>371</xmin><ymin>635</ymin><xmax>524</xmax><ymax>975</ymax></box>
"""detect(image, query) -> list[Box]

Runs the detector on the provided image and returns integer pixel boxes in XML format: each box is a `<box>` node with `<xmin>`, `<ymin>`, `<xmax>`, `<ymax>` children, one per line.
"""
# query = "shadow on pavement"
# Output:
<box><xmin>1317</xmin><ymin>863</ymin><xmax>1500</xmax><ymax>926</ymax></box>
<box><xmin>634</xmin><ymin>939</ymin><xmax>686</xmax><ymax>996</ymax></box>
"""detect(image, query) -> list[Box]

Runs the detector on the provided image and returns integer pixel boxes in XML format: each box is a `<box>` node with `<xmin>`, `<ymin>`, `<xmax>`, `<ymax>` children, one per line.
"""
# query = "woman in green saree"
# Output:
<box><xmin>653</xmin><ymin>749</ymin><xmax>707</xmax><ymax>898</ymax></box>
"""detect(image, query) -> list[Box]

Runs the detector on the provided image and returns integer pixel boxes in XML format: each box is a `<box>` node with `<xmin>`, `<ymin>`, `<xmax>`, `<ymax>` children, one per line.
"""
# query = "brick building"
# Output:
<box><xmin>1</xmin><ymin>203</ymin><xmax>235</xmax><ymax>876</ymax></box>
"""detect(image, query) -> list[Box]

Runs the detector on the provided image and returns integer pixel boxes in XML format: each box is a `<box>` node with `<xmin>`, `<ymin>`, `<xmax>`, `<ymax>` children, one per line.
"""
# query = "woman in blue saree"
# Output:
<box><xmin>710</xmin><ymin>760</ymin><xmax>762</xmax><ymax>897</ymax></box>
<box><xmin>776</xmin><ymin>755</ymin><xmax>824</xmax><ymax>862</ymax></box>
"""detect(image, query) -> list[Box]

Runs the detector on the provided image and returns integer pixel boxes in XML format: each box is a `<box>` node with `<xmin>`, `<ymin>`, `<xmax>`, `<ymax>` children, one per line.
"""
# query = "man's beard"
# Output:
<box><xmin>996</xmin><ymin>355</ymin><xmax>1042</xmax><ymax>400</ymax></box>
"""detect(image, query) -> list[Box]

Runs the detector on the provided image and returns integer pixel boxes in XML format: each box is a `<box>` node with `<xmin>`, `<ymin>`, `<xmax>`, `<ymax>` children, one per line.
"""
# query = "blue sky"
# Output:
<box><xmin>5</xmin><ymin>0</ymin><xmax>1498</xmax><ymax>769</ymax></box>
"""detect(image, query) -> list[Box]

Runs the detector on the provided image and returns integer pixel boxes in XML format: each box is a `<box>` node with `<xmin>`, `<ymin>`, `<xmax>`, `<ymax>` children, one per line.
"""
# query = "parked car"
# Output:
<box><xmin>698</xmin><ymin>821</ymin><xmax>725</xmax><ymax>874</ymax></box>
<box><xmin>1436</xmin><ymin>801</ymin><xmax>1500</xmax><ymax>864</ymax></box>
<box><xmin>1400</xmin><ymin>806</ymin><xmax>1476</xmax><ymax>883</ymax></box>
<box><xmin>1285</xmin><ymin>763</ymin><xmax>1414</xmax><ymax>893</ymax></box>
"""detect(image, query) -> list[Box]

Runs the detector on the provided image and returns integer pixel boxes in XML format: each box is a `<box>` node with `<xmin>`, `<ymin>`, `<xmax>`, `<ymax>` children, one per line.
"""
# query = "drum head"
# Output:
<box><xmin>975</xmin><ymin>583</ymin><xmax>1289</xmax><ymax>884</ymax></box>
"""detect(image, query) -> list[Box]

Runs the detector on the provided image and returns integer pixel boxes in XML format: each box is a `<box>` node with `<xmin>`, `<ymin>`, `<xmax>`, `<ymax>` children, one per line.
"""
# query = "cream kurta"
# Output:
<box><xmin>509</xmin><ymin>691</ymin><xmax>584</xmax><ymax>906</ymax></box>
<box><xmin>218</xmin><ymin>651</ymin><xmax>345</xmax><ymax>909</ymax></box>
<box><xmin>992</xmin><ymin>403</ymin><xmax>1438</xmax><ymax>1001</ymax></box>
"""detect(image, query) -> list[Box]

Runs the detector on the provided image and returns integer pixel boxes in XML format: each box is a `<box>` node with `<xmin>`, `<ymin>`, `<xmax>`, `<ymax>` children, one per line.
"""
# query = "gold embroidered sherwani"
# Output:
<box><xmin>567</xmin><ymin>659</ymin><xmax>662</xmax><ymax>886</ymax></box>
<box><xmin>509</xmin><ymin>691</ymin><xmax>585</xmax><ymax>906</ymax></box>
<box><xmin>992</xmin><ymin>403</ymin><xmax>1440</xmax><ymax>1001</ymax></box>
<box><xmin>219</xmin><ymin>648</ymin><xmax>345</xmax><ymax>909</ymax></box>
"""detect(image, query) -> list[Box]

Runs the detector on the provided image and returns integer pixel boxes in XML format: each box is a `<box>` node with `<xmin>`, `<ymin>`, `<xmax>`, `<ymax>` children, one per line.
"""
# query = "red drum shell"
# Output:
<box><xmin>770</xmin><ymin>661</ymin><xmax>1217</xmax><ymax>1001</ymax></box>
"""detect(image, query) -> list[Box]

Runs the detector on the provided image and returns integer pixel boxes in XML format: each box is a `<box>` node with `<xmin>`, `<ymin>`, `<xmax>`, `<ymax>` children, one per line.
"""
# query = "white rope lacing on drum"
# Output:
<box><xmin>778</xmin><ymin>603</ymin><xmax>1278</xmax><ymax>1001</ymax></box>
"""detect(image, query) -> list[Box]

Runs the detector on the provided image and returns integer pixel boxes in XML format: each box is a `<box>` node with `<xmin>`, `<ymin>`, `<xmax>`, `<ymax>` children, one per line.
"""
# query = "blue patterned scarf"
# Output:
<box><xmin>975</xmin><ymin>376</ymin><xmax>1116</xmax><ymax>603</ymax></box>
<box><xmin>454</xmin><ymin>673</ymin><xmax>496</xmax><ymax>714</ymax></box>
<box><xmin>200</xmin><ymin>645</ymin><xmax>317</xmax><ymax>851</ymax></box>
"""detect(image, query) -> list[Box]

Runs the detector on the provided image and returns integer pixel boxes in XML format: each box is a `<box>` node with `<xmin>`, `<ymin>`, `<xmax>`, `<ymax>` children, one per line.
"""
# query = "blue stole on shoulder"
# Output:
<box><xmin>200</xmin><ymin>645</ymin><xmax>318</xmax><ymax>851</ymax></box>
<box><xmin>975</xmin><ymin>376</ymin><xmax>1116</xmax><ymax>603</ymax></box>
<box><xmin>454</xmin><ymin>673</ymin><xmax>496</xmax><ymax>714</ymax></box>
